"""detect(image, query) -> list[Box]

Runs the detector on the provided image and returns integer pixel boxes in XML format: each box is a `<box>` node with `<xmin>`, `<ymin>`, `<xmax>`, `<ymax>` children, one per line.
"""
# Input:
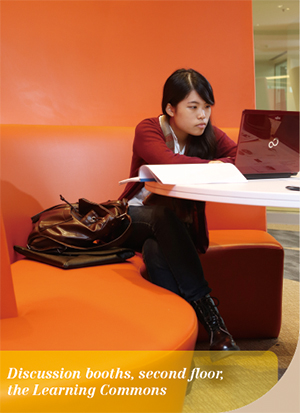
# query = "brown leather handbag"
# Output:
<box><xmin>14</xmin><ymin>195</ymin><xmax>134</xmax><ymax>269</ymax></box>
<box><xmin>27</xmin><ymin>195</ymin><xmax>132</xmax><ymax>253</ymax></box>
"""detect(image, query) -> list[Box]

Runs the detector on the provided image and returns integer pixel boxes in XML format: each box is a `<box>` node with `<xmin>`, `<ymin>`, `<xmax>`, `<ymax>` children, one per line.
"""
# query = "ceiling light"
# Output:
<box><xmin>266</xmin><ymin>75</ymin><xmax>289</xmax><ymax>80</ymax></box>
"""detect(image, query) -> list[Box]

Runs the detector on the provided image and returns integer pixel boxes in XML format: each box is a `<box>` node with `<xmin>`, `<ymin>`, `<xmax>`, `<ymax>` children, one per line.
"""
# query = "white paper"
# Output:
<box><xmin>119</xmin><ymin>163</ymin><xmax>247</xmax><ymax>185</ymax></box>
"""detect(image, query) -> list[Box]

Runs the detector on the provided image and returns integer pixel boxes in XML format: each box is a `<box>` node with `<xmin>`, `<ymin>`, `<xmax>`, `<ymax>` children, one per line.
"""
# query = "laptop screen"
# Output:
<box><xmin>235</xmin><ymin>110</ymin><xmax>299</xmax><ymax>179</ymax></box>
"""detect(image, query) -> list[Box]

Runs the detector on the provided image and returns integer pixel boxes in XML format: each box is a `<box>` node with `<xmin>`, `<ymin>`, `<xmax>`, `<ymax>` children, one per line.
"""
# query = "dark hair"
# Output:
<box><xmin>162</xmin><ymin>68</ymin><xmax>217</xmax><ymax>160</ymax></box>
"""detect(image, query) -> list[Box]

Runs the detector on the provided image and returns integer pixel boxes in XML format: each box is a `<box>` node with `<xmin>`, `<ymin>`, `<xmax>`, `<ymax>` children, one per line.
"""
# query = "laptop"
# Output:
<box><xmin>234</xmin><ymin>109</ymin><xmax>299</xmax><ymax>179</ymax></box>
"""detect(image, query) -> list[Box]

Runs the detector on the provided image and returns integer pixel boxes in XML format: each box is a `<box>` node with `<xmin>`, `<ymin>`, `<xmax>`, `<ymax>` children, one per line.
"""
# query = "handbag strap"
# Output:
<box><xmin>29</xmin><ymin>213</ymin><xmax>132</xmax><ymax>252</ymax></box>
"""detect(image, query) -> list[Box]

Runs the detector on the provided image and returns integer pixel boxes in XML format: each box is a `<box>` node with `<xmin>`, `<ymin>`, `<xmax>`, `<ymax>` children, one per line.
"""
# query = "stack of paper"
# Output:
<box><xmin>119</xmin><ymin>163</ymin><xmax>247</xmax><ymax>185</ymax></box>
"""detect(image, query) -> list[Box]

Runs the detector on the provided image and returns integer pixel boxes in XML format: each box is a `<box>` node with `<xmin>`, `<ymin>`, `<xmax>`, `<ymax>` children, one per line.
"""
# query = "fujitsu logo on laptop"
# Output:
<box><xmin>268</xmin><ymin>138</ymin><xmax>279</xmax><ymax>149</ymax></box>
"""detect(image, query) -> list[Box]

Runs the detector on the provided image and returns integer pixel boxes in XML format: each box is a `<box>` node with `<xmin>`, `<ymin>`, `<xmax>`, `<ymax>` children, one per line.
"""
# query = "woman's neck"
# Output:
<box><xmin>169</xmin><ymin>118</ymin><xmax>188</xmax><ymax>150</ymax></box>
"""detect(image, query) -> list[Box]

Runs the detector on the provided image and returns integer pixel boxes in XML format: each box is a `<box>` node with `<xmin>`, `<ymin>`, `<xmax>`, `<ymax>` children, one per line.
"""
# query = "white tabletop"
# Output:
<box><xmin>145</xmin><ymin>175</ymin><xmax>300</xmax><ymax>208</ymax></box>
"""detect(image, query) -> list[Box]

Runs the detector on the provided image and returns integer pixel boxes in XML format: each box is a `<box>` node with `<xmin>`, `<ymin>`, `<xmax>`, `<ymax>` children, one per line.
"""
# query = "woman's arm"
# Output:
<box><xmin>212</xmin><ymin>126</ymin><xmax>237</xmax><ymax>164</ymax></box>
<box><xmin>133</xmin><ymin>118</ymin><xmax>210</xmax><ymax>165</ymax></box>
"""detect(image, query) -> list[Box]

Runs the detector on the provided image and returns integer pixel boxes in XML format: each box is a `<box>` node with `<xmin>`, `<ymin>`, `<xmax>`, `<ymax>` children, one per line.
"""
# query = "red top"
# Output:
<box><xmin>119</xmin><ymin>116</ymin><xmax>237</xmax><ymax>201</ymax></box>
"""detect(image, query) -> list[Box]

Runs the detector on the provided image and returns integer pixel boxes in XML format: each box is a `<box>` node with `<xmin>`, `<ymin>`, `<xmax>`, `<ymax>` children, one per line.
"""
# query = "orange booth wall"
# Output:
<box><xmin>1</xmin><ymin>0</ymin><xmax>255</xmax><ymax>128</ymax></box>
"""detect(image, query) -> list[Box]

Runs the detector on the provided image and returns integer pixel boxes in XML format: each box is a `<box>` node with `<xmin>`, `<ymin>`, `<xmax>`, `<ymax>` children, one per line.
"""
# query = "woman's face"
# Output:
<box><xmin>167</xmin><ymin>90</ymin><xmax>211</xmax><ymax>142</ymax></box>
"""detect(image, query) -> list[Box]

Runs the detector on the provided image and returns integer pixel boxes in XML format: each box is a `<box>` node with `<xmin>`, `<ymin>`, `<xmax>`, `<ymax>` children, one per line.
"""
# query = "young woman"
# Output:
<box><xmin>119</xmin><ymin>68</ymin><xmax>239</xmax><ymax>352</ymax></box>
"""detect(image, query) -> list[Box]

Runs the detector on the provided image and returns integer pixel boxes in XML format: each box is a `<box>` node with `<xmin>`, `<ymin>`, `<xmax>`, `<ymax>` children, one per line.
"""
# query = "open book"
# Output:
<box><xmin>119</xmin><ymin>163</ymin><xmax>247</xmax><ymax>185</ymax></box>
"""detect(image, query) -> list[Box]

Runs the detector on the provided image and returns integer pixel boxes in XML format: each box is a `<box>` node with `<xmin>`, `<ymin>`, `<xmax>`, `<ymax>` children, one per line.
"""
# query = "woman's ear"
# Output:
<box><xmin>166</xmin><ymin>104</ymin><xmax>174</xmax><ymax>117</ymax></box>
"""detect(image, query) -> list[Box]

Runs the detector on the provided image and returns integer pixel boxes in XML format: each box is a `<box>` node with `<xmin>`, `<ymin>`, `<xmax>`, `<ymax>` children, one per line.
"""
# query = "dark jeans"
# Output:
<box><xmin>124</xmin><ymin>205</ymin><xmax>211</xmax><ymax>302</ymax></box>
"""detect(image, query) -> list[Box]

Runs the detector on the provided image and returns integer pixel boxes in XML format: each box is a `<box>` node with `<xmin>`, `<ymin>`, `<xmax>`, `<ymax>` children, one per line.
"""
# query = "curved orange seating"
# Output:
<box><xmin>0</xmin><ymin>124</ymin><xmax>198</xmax><ymax>354</ymax></box>
<box><xmin>199</xmin><ymin>229</ymin><xmax>283</xmax><ymax>340</ymax></box>
<box><xmin>1</xmin><ymin>124</ymin><xmax>284</xmax><ymax>353</ymax></box>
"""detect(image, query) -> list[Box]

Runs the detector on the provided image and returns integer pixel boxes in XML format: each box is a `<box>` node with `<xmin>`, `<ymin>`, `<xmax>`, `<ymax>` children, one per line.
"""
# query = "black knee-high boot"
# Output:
<box><xmin>191</xmin><ymin>295</ymin><xmax>240</xmax><ymax>351</ymax></box>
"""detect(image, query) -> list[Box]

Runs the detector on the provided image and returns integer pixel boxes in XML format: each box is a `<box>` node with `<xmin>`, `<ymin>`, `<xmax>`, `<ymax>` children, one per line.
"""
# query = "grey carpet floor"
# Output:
<box><xmin>267</xmin><ymin>228</ymin><xmax>299</xmax><ymax>282</ymax></box>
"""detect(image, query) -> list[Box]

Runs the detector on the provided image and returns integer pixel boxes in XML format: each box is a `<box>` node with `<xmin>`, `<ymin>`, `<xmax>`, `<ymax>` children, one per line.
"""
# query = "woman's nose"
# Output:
<box><xmin>197</xmin><ymin>109</ymin><xmax>205</xmax><ymax>119</ymax></box>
